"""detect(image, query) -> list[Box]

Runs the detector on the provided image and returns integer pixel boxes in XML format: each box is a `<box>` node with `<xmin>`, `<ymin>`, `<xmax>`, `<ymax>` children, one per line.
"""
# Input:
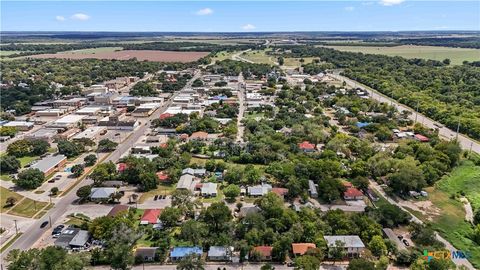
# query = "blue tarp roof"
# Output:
<box><xmin>356</xmin><ymin>122</ymin><xmax>370</xmax><ymax>128</ymax></box>
<box><xmin>171</xmin><ymin>247</ymin><xmax>202</xmax><ymax>258</ymax></box>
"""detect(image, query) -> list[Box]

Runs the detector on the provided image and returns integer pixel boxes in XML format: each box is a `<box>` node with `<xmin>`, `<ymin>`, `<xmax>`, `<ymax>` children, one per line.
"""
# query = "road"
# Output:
<box><xmin>369</xmin><ymin>181</ymin><xmax>475</xmax><ymax>270</ymax></box>
<box><xmin>236</xmin><ymin>73</ymin><xmax>246</xmax><ymax>143</ymax></box>
<box><xmin>93</xmin><ymin>263</ymin><xmax>347</xmax><ymax>270</ymax></box>
<box><xmin>327</xmin><ymin>73</ymin><xmax>480</xmax><ymax>154</ymax></box>
<box><xmin>0</xmin><ymin>70</ymin><xmax>201</xmax><ymax>265</ymax></box>
<box><xmin>232</xmin><ymin>49</ymin><xmax>254</xmax><ymax>63</ymax></box>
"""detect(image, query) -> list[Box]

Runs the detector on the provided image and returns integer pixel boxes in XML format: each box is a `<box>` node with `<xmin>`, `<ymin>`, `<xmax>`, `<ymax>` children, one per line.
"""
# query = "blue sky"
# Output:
<box><xmin>1</xmin><ymin>1</ymin><xmax>479</xmax><ymax>32</ymax></box>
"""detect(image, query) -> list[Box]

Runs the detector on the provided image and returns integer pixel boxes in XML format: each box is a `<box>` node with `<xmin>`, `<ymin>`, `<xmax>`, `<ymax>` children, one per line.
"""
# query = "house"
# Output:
<box><xmin>271</xmin><ymin>188</ymin><xmax>289</xmax><ymax>198</ymax></box>
<box><xmin>90</xmin><ymin>187</ymin><xmax>117</xmax><ymax>201</ymax></box>
<box><xmin>170</xmin><ymin>247</ymin><xmax>203</xmax><ymax>261</ymax></box>
<box><xmin>182</xmin><ymin>168</ymin><xmax>206</xmax><ymax>177</ymax></box>
<box><xmin>107</xmin><ymin>205</ymin><xmax>130</xmax><ymax>217</ymax></box>
<box><xmin>31</xmin><ymin>154</ymin><xmax>67</xmax><ymax>176</ymax></box>
<box><xmin>414</xmin><ymin>134</ymin><xmax>430</xmax><ymax>142</ymax></box>
<box><xmin>54</xmin><ymin>228</ymin><xmax>90</xmax><ymax>250</ymax></box>
<box><xmin>292</xmin><ymin>243</ymin><xmax>316</xmax><ymax>256</ymax></box>
<box><xmin>238</xmin><ymin>206</ymin><xmax>261</xmax><ymax>218</ymax></box>
<box><xmin>207</xmin><ymin>246</ymin><xmax>232</xmax><ymax>261</ymax></box>
<box><xmin>156</xmin><ymin>172</ymin><xmax>170</xmax><ymax>183</ymax></box>
<box><xmin>247</xmin><ymin>184</ymin><xmax>272</xmax><ymax>197</ymax></box>
<box><xmin>140</xmin><ymin>209</ymin><xmax>162</xmax><ymax>225</ymax></box>
<box><xmin>135</xmin><ymin>247</ymin><xmax>158</xmax><ymax>262</ymax></box>
<box><xmin>344</xmin><ymin>188</ymin><xmax>364</xmax><ymax>201</ymax></box>
<box><xmin>176</xmin><ymin>173</ymin><xmax>195</xmax><ymax>191</ymax></box>
<box><xmin>201</xmin><ymin>182</ymin><xmax>218</xmax><ymax>197</ymax></box>
<box><xmin>324</xmin><ymin>235</ymin><xmax>365</xmax><ymax>258</ymax></box>
<box><xmin>190</xmin><ymin>131</ymin><xmax>208</xmax><ymax>141</ymax></box>
<box><xmin>308</xmin><ymin>180</ymin><xmax>318</xmax><ymax>198</ymax></box>
<box><xmin>298</xmin><ymin>141</ymin><xmax>316</xmax><ymax>152</ymax></box>
<box><xmin>251</xmin><ymin>246</ymin><xmax>273</xmax><ymax>261</ymax></box>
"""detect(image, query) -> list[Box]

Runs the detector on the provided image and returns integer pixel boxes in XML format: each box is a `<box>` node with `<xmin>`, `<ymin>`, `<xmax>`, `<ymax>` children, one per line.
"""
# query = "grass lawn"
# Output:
<box><xmin>325</xmin><ymin>45</ymin><xmax>480</xmax><ymax>66</ymax></box>
<box><xmin>9</xmin><ymin>198</ymin><xmax>49</xmax><ymax>218</ymax></box>
<box><xmin>417</xmin><ymin>161</ymin><xmax>480</xmax><ymax>268</ymax></box>
<box><xmin>282</xmin><ymin>57</ymin><xmax>317</xmax><ymax>67</ymax></box>
<box><xmin>18</xmin><ymin>156</ymin><xmax>39</xmax><ymax>167</ymax></box>
<box><xmin>0</xmin><ymin>233</ymin><xmax>23</xmax><ymax>253</ymax></box>
<box><xmin>211</xmin><ymin>50</ymin><xmax>238</xmax><ymax>63</ymax></box>
<box><xmin>139</xmin><ymin>184</ymin><xmax>175</xmax><ymax>204</ymax></box>
<box><xmin>0</xmin><ymin>174</ymin><xmax>13</xmax><ymax>181</ymax></box>
<box><xmin>245</xmin><ymin>112</ymin><xmax>265</xmax><ymax>121</ymax></box>
<box><xmin>242</xmin><ymin>50</ymin><xmax>276</xmax><ymax>65</ymax></box>
<box><xmin>0</xmin><ymin>51</ymin><xmax>23</xmax><ymax>56</ymax></box>
<box><xmin>0</xmin><ymin>187</ymin><xmax>23</xmax><ymax>213</ymax></box>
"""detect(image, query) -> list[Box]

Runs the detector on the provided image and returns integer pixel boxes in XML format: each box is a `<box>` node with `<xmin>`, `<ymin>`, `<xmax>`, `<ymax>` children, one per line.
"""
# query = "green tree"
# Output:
<box><xmin>203</xmin><ymin>202</ymin><xmax>232</xmax><ymax>232</ymax></box>
<box><xmin>6</xmin><ymin>196</ymin><xmax>17</xmax><ymax>207</ymax></box>
<box><xmin>90</xmin><ymin>161</ymin><xmax>117</xmax><ymax>186</ymax></box>
<box><xmin>223</xmin><ymin>184</ymin><xmax>240</xmax><ymax>202</ymax></box>
<box><xmin>160</xmin><ymin>207</ymin><xmax>182</xmax><ymax>227</ymax></box>
<box><xmin>31</xmin><ymin>140</ymin><xmax>50</xmax><ymax>156</ymax></box>
<box><xmin>176</xmin><ymin>253</ymin><xmax>205</xmax><ymax>270</ymax></box>
<box><xmin>7</xmin><ymin>139</ymin><xmax>32</xmax><ymax>157</ymax></box>
<box><xmin>387</xmin><ymin>157</ymin><xmax>426</xmax><ymax>194</ymax></box>
<box><xmin>294</xmin><ymin>255</ymin><xmax>320</xmax><ymax>270</ymax></box>
<box><xmin>180</xmin><ymin>220</ymin><xmax>208</xmax><ymax>246</ymax></box>
<box><xmin>14</xmin><ymin>168</ymin><xmax>45</xmax><ymax>189</ymax></box>
<box><xmin>58</xmin><ymin>140</ymin><xmax>84</xmax><ymax>158</ymax></box>
<box><xmin>328</xmin><ymin>240</ymin><xmax>346</xmax><ymax>264</ymax></box>
<box><xmin>347</xmin><ymin>258</ymin><xmax>375</xmax><ymax>270</ymax></box>
<box><xmin>84</xmin><ymin>154</ymin><xmax>97</xmax><ymax>166</ymax></box>
<box><xmin>0</xmin><ymin>126</ymin><xmax>18</xmax><ymax>137</ymax></box>
<box><xmin>76</xmin><ymin>185</ymin><xmax>92</xmax><ymax>201</ymax></box>
<box><xmin>368</xmin><ymin>235</ymin><xmax>387</xmax><ymax>257</ymax></box>
<box><xmin>71</xmin><ymin>164</ymin><xmax>85</xmax><ymax>178</ymax></box>
<box><xmin>139</xmin><ymin>172</ymin><xmax>158</xmax><ymax>191</ymax></box>
<box><xmin>106</xmin><ymin>223</ymin><xmax>140</xmax><ymax>270</ymax></box>
<box><xmin>50</xmin><ymin>187</ymin><xmax>59</xmax><ymax>196</ymax></box>
<box><xmin>0</xmin><ymin>155</ymin><xmax>21</xmax><ymax>173</ymax></box>
<box><xmin>317</xmin><ymin>178</ymin><xmax>346</xmax><ymax>203</ymax></box>
<box><xmin>98</xmin><ymin>139</ymin><xmax>118</xmax><ymax>152</ymax></box>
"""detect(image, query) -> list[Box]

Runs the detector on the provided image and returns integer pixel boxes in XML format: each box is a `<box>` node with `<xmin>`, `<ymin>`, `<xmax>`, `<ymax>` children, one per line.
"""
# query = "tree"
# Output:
<box><xmin>57</xmin><ymin>140</ymin><xmax>84</xmax><ymax>158</ymax></box>
<box><xmin>317</xmin><ymin>178</ymin><xmax>346</xmax><ymax>203</ymax></box>
<box><xmin>278</xmin><ymin>57</ymin><xmax>284</xmax><ymax>66</ymax></box>
<box><xmin>387</xmin><ymin>157</ymin><xmax>425</xmax><ymax>194</ymax></box>
<box><xmin>0</xmin><ymin>155</ymin><xmax>21</xmax><ymax>173</ymax></box>
<box><xmin>7</xmin><ymin>140</ymin><xmax>32</xmax><ymax>157</ymax></box>
<box><xmin>76</xmin><ymin>185</ymin><xmax>92</xmax><ymax>201</ymax></box>
<box><xmin>171</xmin><ymin>189</ymin><xmax>195</xmax><ymax>216</ymax></box>
<box><xmin>160</xmin><ymin>207</ymin><xmax>182</xmax><ymax>227</ymax></box>
<box><xmin>192</xmin><ymin>79</ymin><xmax>204</xmax><ymax>87</ymax></box>
<box><xmin>84</xmin><ymin>154</ymin><xmax>97</xmax><ymax>166</ymax></box>
<box><xmin>50</xmin><ymin>187</ymin><xmax>59</xmax><ymax>196</ymax></box>
<box><xmin>98</xmin><ymin>139</ymin><xmax>118</xmax><ymax>152</ymax></box>
<box><xmin>294</xmin><ymin>255</ymin><xmax>320</xmax><ymax>270</ymax></box>
<box><xmin>442</xmin><ymin>58</ymin><xmax>451</xmax><ymax>65</ymax></box>
<box><xmin>139</xmin><ymin>172</ymin><xmax>158</xmax><ymax>191</ymax></box>
<box><xmin>368</xmin><ymin>235</ymin><xmax>387</xmax><ymax>257</ymax></box>
<box><xmin>347</xmin><ymin>258</ymin><xmax>375</xmax><ymax>270</ymax></box>
<box><xmin>473</xmin><ymin>224</ymin><xmax>480</xmax><ymax>245</ymax></box>
<box><xmin>14</xmin><ymin>168</ymin><xmax>44</xmax><ymax>189</ymax></box>
<box><xmin>223</xmin><ymin>184</ymin><xmax>240</xmax><ymax>202</ymax></box>
<box><xmin>31</xmin><ymin>140</ymin><xmax>50</xmax><ymax>156</ymax></box>
<box><xmin>351</xmin><ymin>176</ymin><xmax>369</xmax><ymax>191</ymax></box>
<box><xmin>328</xmin><ymin>240</ymin><xmax>346</xmax><ymax>264</ymax></box>
<box><xmin>6</xmin><ymin>196</ymin><xmax>17</xmax><ymax>207</ymax></box>
<box><xmin>428</xmin><ymin>258</ymin><xmax>454</xmax><ymax>270</ymax></box>
<box><xmin>255</xmin><ymin>192</ymin><xmax>284</xmax><ymax>219</ymax></box>
<box><xmin>71</xmin><ymin>164</ymin><xmax>85</xmax><ymax>178</ymax></box>
<box><xmin>203</xmin><ymin>202</ymin><xmax>232</xmax><ymax>232</ymax></box>
<box><xmin>0</xmin><ymin>126</ymin><xmax>18</xmax><ymax>137</ymax></box>
<box><xmin>176</xmin><ymin>253</ymin><xmax>205</xmax><ymax>270</ymax></box>
<box><xmin>180</xmin><ymin>220</ymin><xmax>208</xmax><ymax>246</ymax></box>
<box><xmin>90</xmin><ymin>162</ymin><xmax>117</xmax><ymax>186</ymax></box>
<box><xmin>369</xmin><ymin>203</ymin><xmax>410</xmax><ymax>228</ymax></box>
<box><xmin>106</xmin><ymin>223</ymin><xmax>141</xmax><ymax>270</ymax></box>
<box><xmin>130</xmin><ymin>81</ymin><xmax>157</xmax><ymax>97</ymax></box>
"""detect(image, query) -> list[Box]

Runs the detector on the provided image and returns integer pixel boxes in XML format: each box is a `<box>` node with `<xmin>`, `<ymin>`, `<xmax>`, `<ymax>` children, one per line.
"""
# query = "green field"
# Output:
<box><xmin>1</xmin><ymin>187</ymin><xmax>23</xmax><ymax>213</ymax></box>
<box><xmin>60</xmin><ymin>47</ymin><xmax>123</xmax><ymax>54</ymax></box>
<box><xmin>211</xmin><ymin>50</ymin><xmax>238</xmax><ymax>63</ymax></box>
<box><xmin>419</xmin><ymin>161</ymin><xmax>480</xmax><ymax>268</ymax></box>
<box><xmin>242</xmin><ymin>50</ymin><xmax>276</xmax><ymax>64</ymax></box>
<box><xmin>325</xmin><ymin>45</ymin><xmax>480</xmax><ymax>65</ymax></box>
<box><xmin>9</xmin><ymin>198</ymin><xmax>49</xmax><ymax>218</ymax></box>
<box><xmin>0</xmin><ymin>51</ymin><xmax>23</xmax><ymax>56</ymax></box>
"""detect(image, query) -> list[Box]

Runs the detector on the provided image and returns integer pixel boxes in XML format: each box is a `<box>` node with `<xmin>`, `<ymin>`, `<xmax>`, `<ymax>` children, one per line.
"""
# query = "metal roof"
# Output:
<box><xmin>170</xmin><ymin>247</ymin><xmax>202</xmax><ymax>258</ymax></box>
<box><xmin>324</xmin><ymin>235</ymin><xmax>365</xmax><ymax>248</ymax></box>
<box><xmin>31</xmin><ymin>154</ymin><xmax>66</xmax><ymax>173</ymax></box>
<box><xmin>69</xmin><ymin>230</ymin><xmax>90</xmax><ymax>247</ymax></box>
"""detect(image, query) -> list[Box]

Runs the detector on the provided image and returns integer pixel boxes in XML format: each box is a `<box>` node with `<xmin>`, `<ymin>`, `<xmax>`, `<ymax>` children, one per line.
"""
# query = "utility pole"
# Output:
<box><xmin>13</xmin><ymin>219</ymin><xmax>18</xmax><ymax>234</ymax></box>
<box><xmin>49</xmin><ymin>216</ymin><xmax>52</xmax><ymax>228</ymax></box>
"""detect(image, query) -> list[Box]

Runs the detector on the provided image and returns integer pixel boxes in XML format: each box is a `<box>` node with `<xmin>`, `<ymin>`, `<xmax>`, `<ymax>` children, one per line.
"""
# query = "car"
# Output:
<box><xmin>153</xmin><ymin>195</ymin><xmax>158</xmax><ymax>201</ymax></box>
<box><xmin>40</xmin><ymin>221</ymin><xmax>49</xmax><ymax>228</ymax></box>
<box><xmin>397</xmin><ymin>235</ymin><xmax>404</xmax><ymax>240</ymax></box>
<box><xmin>403</xmin><ymin>239</ymin><xmax>410</xmax><ymax>246</ymax></box>
<box><xmin>55</xmin><ymin>224</ymin><xmax>65</xmax><ymax>230</ymax></box>
<box><xmin>48</xmin><ymin>179</ymin><xmax>56</xmax><ymax>183</ymax></box>
<box><xmin>115</xmin><ymin>133</ymin><xmax>120</xmax><ymax>136</ymax></box>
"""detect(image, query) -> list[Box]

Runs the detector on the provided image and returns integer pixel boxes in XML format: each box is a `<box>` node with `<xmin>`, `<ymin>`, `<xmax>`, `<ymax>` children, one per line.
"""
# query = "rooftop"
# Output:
<box><xmin>324</xmin><ymin>235</ymin><xmax>365</xmax><ymax>248</ymax></box>
<box><xmin>31</xmin><ymin>154</ymin><xmax>67</xmax><ymax>173</ymax></box>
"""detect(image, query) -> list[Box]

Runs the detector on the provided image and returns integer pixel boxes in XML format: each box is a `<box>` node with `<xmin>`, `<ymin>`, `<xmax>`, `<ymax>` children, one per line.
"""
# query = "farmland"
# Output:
<box><xmin>324</xmin><ymin>45</ymin><xmax>480</xmax><ymax>65</ymax></box>
<box><xmin>29</xmin><ymin>50</ymin><xmax>209</xmax><ymax>62</ymax></box>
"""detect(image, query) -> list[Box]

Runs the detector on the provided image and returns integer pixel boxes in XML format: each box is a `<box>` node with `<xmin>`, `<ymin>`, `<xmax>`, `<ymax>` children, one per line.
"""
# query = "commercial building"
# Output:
<box><xmin>132</xmin><ymin>103</ymin><xmax>160</xmax><ymax>117</ymax></box>
<box><xmin>24</xmin><ymin>128</ymin><xmax>58</xmax><ymax>142</ymax></box>
<box><xmin>35</xmin><ymin>108</ymin><xmax>65</xmax><ymax>117</ymax></box>
<box><xmin>3</xmin><ymin>121</ymin><xmax>34</xmax><ymax>131</ymax></box>
<box><xmin>53</xmin><ymin>98</ymin><xmax>87</xmax><ymax>108</ymax></box>
<box><xmin>31</xmin><ymin>154</ymin><xmax>67</xmax><ymax>176</ymax></box>
<box><xmin>48</xmin><ymin>114</ymin><xmax>85</xmax><ymax>129</ymax></box>
<box><xmin>71</xmin><ymin>126</ymin><xmax>107</xmax><ymax>141</ymax></box>
<box><xmin>75</xmin><ymin>106</ymin><xmax>103</xmax><ymax>116</ymax></box>
<box><xmin>54</xmin><ymin>228</ymin><xmax>91</xmax><ymax>250</ymax></box>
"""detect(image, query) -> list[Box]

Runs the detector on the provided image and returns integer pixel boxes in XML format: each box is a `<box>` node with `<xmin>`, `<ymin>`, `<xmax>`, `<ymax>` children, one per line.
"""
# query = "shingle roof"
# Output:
<box><xmin>141</xmin><ymin>209</ymin><xmax>162</xmax><ymax>224</ymax></box>
<box><xmin>292</xmin><ymin>243</ymin><xmax>316</xmax><ymax>255</ymax></box>
<box><xmin>107</xmin><ymin>205</ymin><xmax>130</xmax><ymax>217</ymax></box>
<box><xmin>90</xmin><ymin>187</ymin><xmax>116</xmax><ymax>199</ymax></box>
<box><xmin>252</xmin><ymin>246</ymin><xmax>272</xmax><ymax>257</ymax></box>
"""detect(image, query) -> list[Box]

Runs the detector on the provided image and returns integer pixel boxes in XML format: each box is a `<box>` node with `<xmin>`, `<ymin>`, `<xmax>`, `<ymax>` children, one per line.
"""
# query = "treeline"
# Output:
<box><xmin>207</xmin><ymin>59</ymin><xmax>273</xmax><ymax>78</ymax></box>
<box><xmin>122</xmin><ymin>41</ymin><xmax>257</xmax><ymax>52</ymax></box>
<box><xmin>396</xmin><ymin>37</ymin><xmax>480</xmax><ymax>49</ymax></box>
<box><xmin>283</xmin><ymin>46</ymin><xmax>480</xmax><ymax>140</ymax></box>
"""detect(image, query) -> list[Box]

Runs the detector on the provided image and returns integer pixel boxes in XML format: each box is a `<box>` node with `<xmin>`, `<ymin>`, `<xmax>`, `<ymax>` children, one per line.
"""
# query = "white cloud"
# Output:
<box><xmin>241</xmin><ymin>24</ymin><xmax>256</xmax><ymax>30</ymax></box>
<box><xmin>70</xmin><ymin>13</ymin><xmax>90</xmax><ymax>21</ymax></box>
<box><xmin>379</xmin><ymin>0</ymin><xmax>405</xmax><ymax>6</ymax></box>
<box><xmin>55</xmin><ymin>16</ymin><xmax>65</xmax><ymax>21</ymax></box>
<box><xmin>195</xmin><ymin>8</ymin><xmax>213</xmax><ymax>16</ymax></box>
<box><xmin>344</xmin><ymin>6</ymin><xmax>355</xmax><ymax>11</ymax></box>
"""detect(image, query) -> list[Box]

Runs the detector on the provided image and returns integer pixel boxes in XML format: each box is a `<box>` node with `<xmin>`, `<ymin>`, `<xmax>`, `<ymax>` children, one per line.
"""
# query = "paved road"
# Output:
<box><xmin>93</xmin><ymin>263</ymin><xmax>347</xmax><ymax>270</ymax></box>
<box><xmin>0</xmin><ymin>71</ymin><xmax>201</xmax><ymax>265</ymax></box>
<box><xmin>236</xmin><ymin>73</ymin><xmax>246</xmax><ymax>143</ymax></box>
<box><xmin>327</xmin><ymin>73</ymin><xmax>480</xmax><ymax>154</ymax></box>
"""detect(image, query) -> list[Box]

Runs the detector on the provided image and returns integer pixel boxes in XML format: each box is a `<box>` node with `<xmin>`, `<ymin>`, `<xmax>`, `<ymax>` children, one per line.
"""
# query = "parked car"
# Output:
<box><xmin>403</xmin><ymin>239</ymin><xmax>410</xmax><ymax>246</ymax></box>
<box><xmin>153</xmin><ymin>195</ymin><xmax>158</xmax><ymax>201</ymax></box>
<box><xmin>48</xmin><ymin>179</ymin><xmax>56</xmax><ymax>183</ymax></box>
<box><xmin>397</xmin><ymin>235</ymin><xmax>404</xmax><ymax>240</ymax></box>
<box><xmin>40</xmin><ymin>221</ymin><xmax>49</xmax><ymax>228</ymax></box>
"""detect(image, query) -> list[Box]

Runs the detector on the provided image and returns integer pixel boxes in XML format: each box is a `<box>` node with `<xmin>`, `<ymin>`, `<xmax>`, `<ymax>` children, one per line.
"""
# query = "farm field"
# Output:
<box><xmin>417</xmin><ymin>161</ymin><xmax>480</xmax><ymax>268</ymax></box>
<box><xmin>29</xmin><ymin>50</ymin><xmax>209</xmax><ymax>62</ymax></box>
<box><xmin>324</xmin><ymin>45</ymin><xmax>480</xmax><ymax>65</ymax></box>
<box><xmin>58</xmin><ymin>47</ymin><xmax>123</xmax><ymax>54</ymax></box>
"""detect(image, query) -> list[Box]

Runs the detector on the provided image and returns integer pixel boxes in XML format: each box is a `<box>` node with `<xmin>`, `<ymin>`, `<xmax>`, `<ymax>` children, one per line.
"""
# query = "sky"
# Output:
<box><xmin>1</xmin><ymin>1</ymin><xmax>479</xmax><ymax>32</ymax></box>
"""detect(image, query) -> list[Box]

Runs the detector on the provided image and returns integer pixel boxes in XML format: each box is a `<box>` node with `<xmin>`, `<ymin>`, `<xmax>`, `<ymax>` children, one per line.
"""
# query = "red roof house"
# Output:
<box><xmin>190</xmin><ymin>131</ymin><xmax>208</xmax><ymax>141</ymax></box>
<box><xmin>292</xmin><ymin>243</ymin><xmax>316</xmax><ymax>256</ymax></box>
<box><xmin>298</xmin><ymin>141</ymin><xmax>316</xmax><ymax>152</ymax></box>
<box><xmin>156</xmin><ymin>171</ymin><xmax>170</xmax><ymax>182</ymax></box>
<box><xmin>140</xmin><ymin>209</ymin><xmax>162</xmax><ymax>225</ymax></box>
<box><xmin>252</xmin><ymin>246</ymin><xmax>273</xmax><ymax>261</ymax></box>
<box><xmin>117</xmin><ymin>163</ymin><xmax>127</xmax><ymax>173</ymax></box>
<box><xmin>414</xmin><ymin>134</ymin><xmax>430</xmax><ymax>142</ymax></box>
<box><xmin>271</xmin><ymin>188</ymin><xmax>289</xmax><ymax>198</ymax></box>
<box><xmin>344</xmin><ymin>187</ymin><xmax>364</xmax><ymax>200</ymax></box>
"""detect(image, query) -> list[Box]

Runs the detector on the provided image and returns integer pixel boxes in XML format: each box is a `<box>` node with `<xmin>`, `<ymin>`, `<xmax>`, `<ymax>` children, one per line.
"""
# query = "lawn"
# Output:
<box><xmin>18</xmin><ymin>156</ymin><xmax>39</xmax><ymax>167</ymax></box>
<box><xmin>0</xmin><ymin>50</ymin><xmax>23</xmax><ymax>56</ymax></box>
<box><xmin>282</xmin><ymin>57</ymin><xmax>317</xmax><ymax>67</ymax></box>
<box><xmin>9</xmin><ymin>198</ymin><xmax>49</xmax><ymax>218</ymax></box>
<box><xmin>0</xmin><ymin>174</ymin><xmax>13</xmax><ymax>181</ymax></box>
<box><xmin>325</xmin><ymin>45</ymin><xmax>480</xmax><ymax>65</ymax></box>
<box><xmin>211</xmin><ymin>50</ymin><xmax>238</xmax><ymax>63</ymax></box>
<box><xmin>0</xmin><ymin>187</ymin><xmax>23</xmax><ymax>213</ymax></box>
<box><xmin>242</xmin><ymin>50</ymin><xmax>276</xmax><ymax>65</ymax></box>
<box><xmin>418</xmin><ymin>161</ymin><xmax>480</xmax><ymax>268</ymax></box>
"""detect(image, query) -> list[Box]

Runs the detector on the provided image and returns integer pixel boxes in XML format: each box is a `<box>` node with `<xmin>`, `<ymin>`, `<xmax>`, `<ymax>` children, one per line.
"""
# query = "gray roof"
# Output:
<box><xmin>55</xmin><ymin>228</ymin><xmax>80</xmax><ymax>248</ymax></box>
<box><xmin>208</xmin><ymin>246</ymin><xmax>228</xmax><ymax>257</ymax></box>
<box><xmin>324</xmin><ymin>235</ymin><xmax>365</xmax><ymax>248</ymax></box>
<box><xmin>31</xmin><ymin>154</ymin><xmax>67</xmax><ymax>173</ymax></box>
<box><xmin>201</xmin><ymin>182</ymin><xmax>218</xmax><ymax>195</ymax></box>
<box><xmin>182</xmin><ymin>168</ymin><xmax>195</xmax><ymax>175</ymax></box>
<box><xmin>90</xmin><ymin>187</ymin><xmax>116</xmax><ymax>199</ymax></box>
<box><xmin>239</xmin><ymin>206</ymin><xmax>261</xmax><ymax>217</ymax></box>
<box><xmin>247</xmin><ymin>184</ymin><xmax>272</xmax><ymax>196</ymax></box>
<box><xmin>136</xmin><ymin>247</ymin><xmax>158</xmax><ymax>258</ymax></box>
<box><xmin>176</xmin><ymin>174</ymin><xmax>194</xmax><ymax>190</ymax></box>
<box><xmin>69</xmin><ymin>230</ymin><xmax>90</xmax><ymax>247</ymax></box>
